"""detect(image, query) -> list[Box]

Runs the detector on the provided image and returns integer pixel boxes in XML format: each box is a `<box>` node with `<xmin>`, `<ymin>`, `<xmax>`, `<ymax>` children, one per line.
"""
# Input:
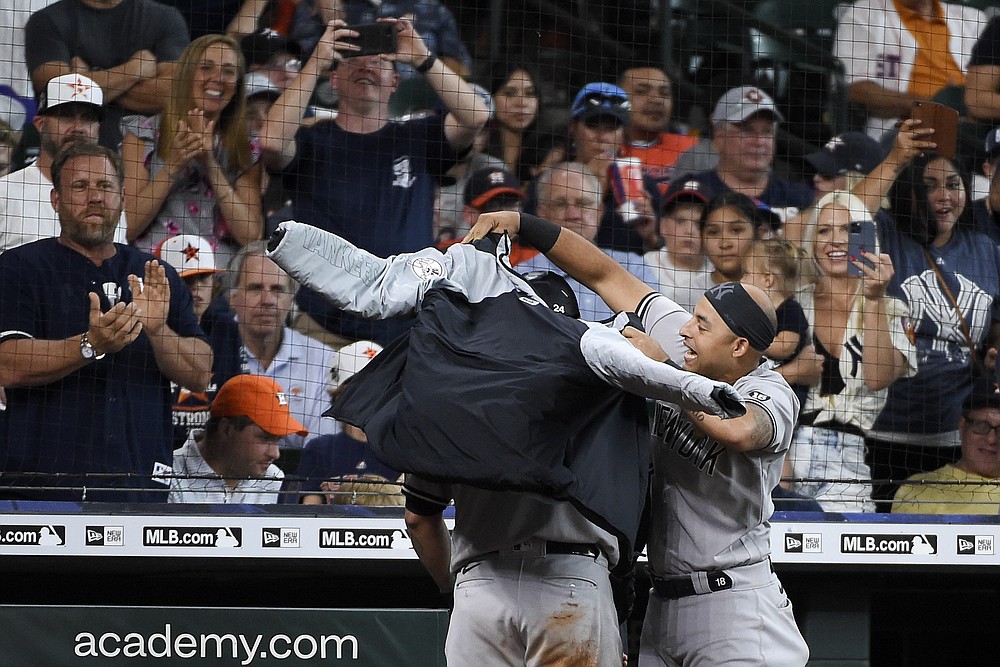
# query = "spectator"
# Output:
<box><xmin>892</xmin><ymin>381</ymin><xmax>1000</xmax><ymax>514</ymax></box>
<box><xmin>855</xmin><ymin>121</ymin><xmax>1000</xmax><ymax>508</ymax></box>
<box><xmin>617</xmin><ymin>63</ymin><xmax>698</xmax><ymax>194</ymax></box>
<box><xmin>240</xmin><ymin>27</ymin><xmax>302</xmax><ymax>93</ymax></box>
<box><xmin>834</xmin><ymin>0</ymin><xmax>985</xmax><ymax>144</ymax></box>
<box><xmin>25</xmin><ymin>0</ymin><xmax>190</xmax><ymax>148</ymax></box>
<box><xmin>222</xmin><ymin>241</ymin><xmax>338</xmax><ymax>449</ymax></box>
<box><xmin>0</xmin><ymin>0</ymin><xmax>58</xmax><ymax>100</ymax></box>
<box><xmin>516</xmin><ymin>162</ymin><xmax>658</xmax><ymax>321</ymax></box>
<box><xmin>169</xmin><ymin>374</ymin><xmax>305</xmax><ymax>504</ymax></box>
<box><xmin>679</xmin><ymin>86</ymin><xmax>814</xmax><ymax>229</ymax></box>
<box><xmin>783</xmin><ymin>192</ymin><xmax>916</xmax><ymax>512</ymax></box>
<box><xmin>0</xmin><ymin>120</ymin><xmax>18</xmax><ymax>178</ymax></box>
<box><xmin>289</xmin><ymin>0</ymin><xmax>472</xmax><ymax>78</ymax></box>
<box><xmin>645</xmin><ymin>178</ymin><xmax>713</xmax><ymax>313</ymax></box>
<box><xmin>481</xmin><ymin>61</ymin><xmax>554</xmax><ymax>185</ymax></box>
<box><xmin>122</xmin><ymin>34</ymin><xmax>263</xmax><ymax>269</ymax></box>
<box><xmin>155</xmin><ymin>234</ymin><xmax>243</xmax><ymax>447</ymax></box>
<box><xmin>440</xmin><ymin>165</ymin><xmax>538</xmax><ymax>265</ymax></box>
<box><xmin>0</xmin><ymin>142</ymin><xmax>211</xmax><ymax>502</ymax></box>
<box><xmin>260</xmin><ymin>18</ymin><xmax>489</xmax><ymax>345</ymax></box>
<box><xmin>291</xmin><ymin>340</ymin><xmax>403</xmax><ymax>506</ymax></box>
<box><xmin>970</xmin><ymin>125</ymin><xmax>1000</xmax><ymax>243</ymax></box>
<box><xmin>159</xmin><ymin>0</ymin><xmax>246</xmax><ymax>40</ymax></box>
<box><xmin>700</xmin><ymin>191</ymin><xmax>767</xmax><ymax>285</ymax></box>
<box><xmin>805</xmin><ymin>131</ymin><xmax>885</xmax><ymax>199</ymax></box>
<box><xmin>0</xmin><ymin>74</ymin><xmax>127</xmax><ymax>253</ymax></box>
<box><xmin>967</xmin><ymin>17</ymin><xmax>1000</xmax><ymax>123</ymax></box>
<box><xmin>742</xmin><ymin>238</ymin><xmax>813</xmax><ymax>409</ymax></box>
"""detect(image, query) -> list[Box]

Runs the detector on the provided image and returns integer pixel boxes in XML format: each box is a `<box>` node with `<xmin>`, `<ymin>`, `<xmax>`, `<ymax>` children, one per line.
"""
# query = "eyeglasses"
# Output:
<box><xmin>964</xmin><ymin>418</ymin><xmax>1000</xmax><ymax>437</ymax></box>
<box><xmin>576</xmin><ymin>92</ymin><xmax>631</xmax><ymax>113</ymax></box>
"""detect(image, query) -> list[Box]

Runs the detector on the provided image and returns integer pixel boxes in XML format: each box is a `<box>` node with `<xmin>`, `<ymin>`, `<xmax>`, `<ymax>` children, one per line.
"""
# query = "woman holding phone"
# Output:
<box><xmin>784</xmin><ymin>191</ymin><xmax>915</xmax><ymax>512</ymax></box>
<box><xmin>854</xmin><ymin>120</ymin><xmax>1000</xmax><ymax>510</ymax></box>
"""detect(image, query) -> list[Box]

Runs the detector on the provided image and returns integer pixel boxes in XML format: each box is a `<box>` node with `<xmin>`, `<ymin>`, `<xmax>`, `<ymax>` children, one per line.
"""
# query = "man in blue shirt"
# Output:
<box><xmin>0</xmin><ymin>142</ymin><xmax>211</xmax><ymax>502</ymax></box>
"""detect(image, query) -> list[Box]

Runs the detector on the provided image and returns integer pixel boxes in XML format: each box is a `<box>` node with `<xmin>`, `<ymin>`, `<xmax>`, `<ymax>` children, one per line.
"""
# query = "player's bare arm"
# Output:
<box><xmin>466</xmin><ymin>211</ymin><xmax>654</xmax><ymax>314</ymax></box>
<box><xmin>687</xmin><ymin>402</ymin><xmax>775</xmax><ymax>453</ymax></box>
<box><xmin>404</xmin><ymin>509</ymin><xmax>453</xmax><ymax>593</ymax></box>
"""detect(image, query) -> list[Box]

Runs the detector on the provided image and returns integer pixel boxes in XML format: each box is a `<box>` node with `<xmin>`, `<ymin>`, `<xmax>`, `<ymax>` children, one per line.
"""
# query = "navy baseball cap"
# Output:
<box><xmin>240</xmin><ymin>28</ymin><xmax>301</xmax><ymax>67</ymax></box>
<box><xmin>805</xmin><ymin>132</ymin><xmax>883</xmax><ymax>177</ymax></box>
<box><xmin>571</xmin><ymin>82</ymin><xmax>631</xmax><ymax>126</ymax></box>
<box><xmin>986</xmin><ymin>126</ymin><xmax>1000</xmax><ymax>160</ymax></box>
<box><xmin>659</xmin><ymin>178</ymin><xmax>711</xmax><ymax>216</ymax></box>
<box><xmin>464</xmin><ymin>166</ymin><xmax>523</xmax><ymax>209</ymax></box>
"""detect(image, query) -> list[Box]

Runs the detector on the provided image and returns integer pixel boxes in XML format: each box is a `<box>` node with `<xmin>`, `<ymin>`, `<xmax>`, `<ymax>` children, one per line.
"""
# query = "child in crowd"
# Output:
<box><xmin>742</xmin><ymin>238</ymin><xmax>813</xmax><ymax>408</ymax></box>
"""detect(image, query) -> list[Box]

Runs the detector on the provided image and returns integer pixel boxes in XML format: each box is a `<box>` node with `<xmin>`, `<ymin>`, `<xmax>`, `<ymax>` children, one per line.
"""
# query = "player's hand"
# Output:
<box><xmin>86</xmin><ymin>292</ymin><xmax>142</xmax><ymax>355</ymax></box>
<box><xmin>855</xmin><ymin>251</ymin><xmax>894</xmax><ymax>299</ymax></box>
<box><xmin>623</xmin><ymin>326</ymin><xmax>669</xmax><ymax>363</ymax></box>
<box><xmin>462</xmin><ymin>210</ymin><xmax>521</xmax><ymax>243</ymax></box>
<box><xmin>129</xmin><ymin>260</ymin><xmax>170</xmax><ymax>337</ymax></box>
<box><xmin>379</xmin><ymin>17</ymin><xmax>429</xmax><ymax>67</ymax></box>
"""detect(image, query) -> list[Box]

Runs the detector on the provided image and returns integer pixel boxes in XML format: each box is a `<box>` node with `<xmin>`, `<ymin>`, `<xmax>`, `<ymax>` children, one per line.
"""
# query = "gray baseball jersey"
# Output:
<box><xmin>639</xmin><ymin>293</ymin><xmax>800</xmax><ymax>575</ymax></box>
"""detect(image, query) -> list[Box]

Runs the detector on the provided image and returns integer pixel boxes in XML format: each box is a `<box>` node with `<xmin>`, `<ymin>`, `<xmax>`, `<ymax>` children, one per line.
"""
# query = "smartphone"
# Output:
<box><xmin>847</xmin><ymin>219</ymin><xmax>877</xmax><ymax>277</ymax></box>
<box><xmin>340</xmin><ymin>23</ymin><xmax>397</xmax><ymax>57</ymax></box>
<box><xmin>910</xmin><ymin>100</ymin><xmax>958</xmax><ymax>160</ymax></box>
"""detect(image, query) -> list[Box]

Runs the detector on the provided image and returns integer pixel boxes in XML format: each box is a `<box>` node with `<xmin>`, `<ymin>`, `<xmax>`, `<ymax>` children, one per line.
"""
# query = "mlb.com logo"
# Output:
<box><xmin>85</xmin><ymin>526</ymin><xmax>125</xmax><ymax>547</ymax></box>
<box><xmin>262</xmin><ymin>528</ymin><xmax>300</xmax><ymax>548</ymax></box>
<box><xmin>957</xmin><ymin>535</ymin><xmax>995</xmax><ymax>556</ymax></box>
<box><xmin>783</xmin><ymin>533</ymin><xmax>822</xmax><ymax>554</ymax></box>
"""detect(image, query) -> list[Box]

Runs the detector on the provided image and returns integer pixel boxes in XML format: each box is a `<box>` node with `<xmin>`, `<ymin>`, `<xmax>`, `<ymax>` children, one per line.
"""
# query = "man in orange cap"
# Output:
<box><xmin>169</xmin><ymin>374</ymin><xmax>307</xmax><ymax>504</ymax></box>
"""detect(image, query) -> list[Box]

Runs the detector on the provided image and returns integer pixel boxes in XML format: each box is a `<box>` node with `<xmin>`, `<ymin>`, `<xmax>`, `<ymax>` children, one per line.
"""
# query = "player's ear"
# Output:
<box><xmin>732</xmin><ymin>337</ymin><xmax>751</xmax><ymax>359</ymax></box>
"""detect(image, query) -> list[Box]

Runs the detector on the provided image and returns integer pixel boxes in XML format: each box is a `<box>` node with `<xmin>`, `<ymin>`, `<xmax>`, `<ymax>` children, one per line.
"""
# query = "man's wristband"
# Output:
<box><xmin>517</xmin><ymin>213</ymin><xmax>562</xmax><ymax>253</ymax></box>
<box><xmin>414</xmin><ymin>52</ymin><xmax>436</xmax><ymax>73</ymax></box>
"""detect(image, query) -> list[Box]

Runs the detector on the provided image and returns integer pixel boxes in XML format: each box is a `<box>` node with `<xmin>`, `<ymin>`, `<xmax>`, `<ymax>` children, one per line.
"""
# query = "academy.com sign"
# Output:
<box><xmin>74</xmin><ymin>624</ymin><xmax>357</xmax><ymax>663</ymax></box>
<box><xmin>0</xmin><ymin>606</ymin><xmax>448</xmax><ymax>666</ymax></box>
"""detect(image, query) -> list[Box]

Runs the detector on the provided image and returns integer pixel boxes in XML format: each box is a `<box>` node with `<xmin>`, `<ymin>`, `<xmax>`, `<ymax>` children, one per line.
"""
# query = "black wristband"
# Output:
<box><xmin>517</xmin><ymin>213</ymin><xmax>561</xmax><ymax>253</ymax></box>
<box><xmin>414</xmin><ymin>52</ymin><xmax>437</xmax><ymax>73</ymax></box>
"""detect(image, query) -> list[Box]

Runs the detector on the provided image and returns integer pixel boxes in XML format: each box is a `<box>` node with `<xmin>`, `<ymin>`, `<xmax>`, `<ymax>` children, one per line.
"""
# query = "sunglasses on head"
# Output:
<box><xmin>578</xmin><ymin>92</ymin><xmax>631</xmax><ymax>112</ymax></box>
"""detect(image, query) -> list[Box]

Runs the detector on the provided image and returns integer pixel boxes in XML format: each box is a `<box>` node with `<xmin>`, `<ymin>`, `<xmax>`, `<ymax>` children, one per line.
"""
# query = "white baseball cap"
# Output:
<box><xmin>711</xmin><ymin>86</ymin><xmax>783</xmax><ymax>125</ymax></box>
<box><xmin>38</xmin><ymin>73</ymin><xmax>104</xmax><ymax>116</ymax></box>
<box><xmin>331</xmin><ymin>340</ymin><xmax>383</xmax><ymax>390</ymax></box>
<box><xmin>154</xmin><ymin>234</ymin><xmax>219</xmax><ymax>278</ymax></box>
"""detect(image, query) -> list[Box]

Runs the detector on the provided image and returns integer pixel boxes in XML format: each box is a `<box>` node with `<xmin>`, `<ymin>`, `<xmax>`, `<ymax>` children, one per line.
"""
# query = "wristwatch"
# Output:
<box><xmin>80</xmin><ymin>332</ymin><xmax>105</xmax><ymax>361</ymax></box>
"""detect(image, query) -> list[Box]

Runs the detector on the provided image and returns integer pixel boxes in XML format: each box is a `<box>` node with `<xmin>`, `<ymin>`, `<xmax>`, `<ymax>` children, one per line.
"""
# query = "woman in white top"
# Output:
<box><xmin>786</xmin><ymin>191</ymin><xmax>916</xmax><ymax>511</ymax></box>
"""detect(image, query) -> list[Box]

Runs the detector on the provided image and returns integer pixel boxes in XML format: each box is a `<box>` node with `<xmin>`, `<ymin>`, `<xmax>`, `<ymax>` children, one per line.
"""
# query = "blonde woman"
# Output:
<box><xmin>122</xmin><ymin>34</ymin><xmax>263</xmax><ymax>267</ymax></box>
<box><xmin>786</xmin><ymin>191</ymin><xmax>915</xmax><ymax>512</ymax></box>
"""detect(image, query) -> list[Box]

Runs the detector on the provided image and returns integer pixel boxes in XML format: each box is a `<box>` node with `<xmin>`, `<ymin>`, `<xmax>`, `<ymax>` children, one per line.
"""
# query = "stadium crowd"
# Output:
<box><xmin>4</xmin><ymin>0</ymin><xmax>1000</xmax><ymax>663</ymax></box>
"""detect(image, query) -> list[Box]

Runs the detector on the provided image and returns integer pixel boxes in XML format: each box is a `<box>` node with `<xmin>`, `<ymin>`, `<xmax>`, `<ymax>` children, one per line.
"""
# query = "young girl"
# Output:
<box><xmin>742</xmin><ymin>238</ymin><xmax>814</xmax><ymax>408</ymax></box>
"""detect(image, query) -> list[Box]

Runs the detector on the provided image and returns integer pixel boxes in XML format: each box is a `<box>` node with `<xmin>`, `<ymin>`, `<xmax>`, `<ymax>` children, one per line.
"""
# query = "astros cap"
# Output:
<box><xmin>211</xmin><ymin>375</ymin><xmax>308</xmax><ymax>437</ymax></box>
<box><xmin>155</xmin><ymin>234</ymin><xmax>220</xmax><ymax>278</ymax></box>
<box><xmin>38</xmin><ymin>73</ymin><xmax>104</xmax><ymax>118</ymax></box>
<box><xmin>711</xmin><ymin>86</ymin><xmax>783</xmax><ymax>125</ymax></box>
<box><xmin>464</xmin><ymin>166</ymin><xmax>524</xmax><ymax>210</ymax></box>
<box><xmin>331</xmin><ymin>340</ymin><xmax>383</xmax><ymax>391</ymax></box>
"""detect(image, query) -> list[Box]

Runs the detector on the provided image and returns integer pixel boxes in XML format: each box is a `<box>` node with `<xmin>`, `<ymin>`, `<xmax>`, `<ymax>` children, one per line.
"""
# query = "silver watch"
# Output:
<box><xmin>80</xmin><ymin>332</ymin><xmax>105</xmax><ymax>361</ymax></box>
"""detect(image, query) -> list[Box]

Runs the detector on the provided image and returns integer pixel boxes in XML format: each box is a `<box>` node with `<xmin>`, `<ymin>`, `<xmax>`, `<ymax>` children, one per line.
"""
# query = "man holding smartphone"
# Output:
<box><xmin>260</xmin><ymin>17</ymin><xmax>490</xmax><ymax>347</ymax></box>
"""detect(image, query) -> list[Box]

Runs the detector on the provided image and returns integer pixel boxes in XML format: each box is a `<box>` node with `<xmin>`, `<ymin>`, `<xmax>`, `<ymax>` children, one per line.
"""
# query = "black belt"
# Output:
<box><xmin>651</xmin><ymin>572</ymin><xmax>733</xmax><ymax>599</ymax></box>
<box><xmin>651</xmin><ymin>561</ymin><xmax>774</xmax><ymax>600</ymax></box>
<box><xmin>477</xmin><ymin>541</ymin><xmax>602</xmax><ymax>560</ymax></box>
<box><xmin>546</xmin><ymin>541</ymin><xmax>602</xmax><ymax>557</ymax></box>
<box><xmin>799</xmin><ymin>413</ymin><xmax>865</xmax><ymax>439</ymax></box>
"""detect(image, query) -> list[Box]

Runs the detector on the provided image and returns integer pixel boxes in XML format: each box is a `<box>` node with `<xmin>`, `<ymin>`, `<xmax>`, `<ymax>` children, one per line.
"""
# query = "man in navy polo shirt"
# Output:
<box><xmin>0</xmin><ymin>142</ymin><xmax>211</xmax><ymax>502</ymax></box>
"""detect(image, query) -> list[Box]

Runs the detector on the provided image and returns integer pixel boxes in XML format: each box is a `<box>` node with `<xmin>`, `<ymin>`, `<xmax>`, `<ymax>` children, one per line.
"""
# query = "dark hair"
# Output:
<box><xmin>481</xmin><ymin>60</ymin><xmax>552</xmax><ymax>184</ymax></box>
<box><xmin>887</xmin><ymin>152</ymin><xmax>971</xmax><ymax>249</ymax></box>
<box><xmin>204</xmin><ymin>414</ymin><xmax>254</xmax><ymax>440</ymax></box>
<box><xmin>699</xmin><ymin>192</ymin><xmax>768</xmax><ymax>232</ymax></box>
<box><xmin>50</xmin><ymin>142</ymin><xmax>124</xmax><ymax>192</ymax></box>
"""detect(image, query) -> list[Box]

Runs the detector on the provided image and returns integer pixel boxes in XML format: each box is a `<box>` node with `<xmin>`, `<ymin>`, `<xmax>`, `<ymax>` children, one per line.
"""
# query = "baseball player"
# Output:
<box><xmin>265</xmin><ymin>220</ymin><xmax>745</xmax><ymax>666</ymax></box>
<box><xmin>467</xmin><ymin>211</ymin><xmax>810</xmax><ymax>666</ymax></box>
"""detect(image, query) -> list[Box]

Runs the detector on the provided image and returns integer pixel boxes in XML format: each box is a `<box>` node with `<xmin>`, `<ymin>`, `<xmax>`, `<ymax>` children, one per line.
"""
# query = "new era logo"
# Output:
<box><xmin>957</xmin><ymin>535</ymin><xmax>994</xmax><ymax>556</ymax></box>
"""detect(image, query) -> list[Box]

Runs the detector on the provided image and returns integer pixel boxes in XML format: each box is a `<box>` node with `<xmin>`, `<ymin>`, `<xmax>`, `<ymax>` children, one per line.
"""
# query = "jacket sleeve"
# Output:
<box><xmin>266</xmin><ymin>221</ymin><xmax>512</xmax><ymax>319</ymax></box>
<box><xmin>579</xmin><ymin>325</ymin><xmax>745</xmax><ymax>418</ymax></box>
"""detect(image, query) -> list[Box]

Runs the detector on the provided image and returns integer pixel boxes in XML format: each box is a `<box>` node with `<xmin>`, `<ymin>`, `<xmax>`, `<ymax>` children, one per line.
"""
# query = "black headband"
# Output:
<box><xmin>705</xmin><ymin>282</ymin><xmax>776</xmax><ymax>351</ymax></box>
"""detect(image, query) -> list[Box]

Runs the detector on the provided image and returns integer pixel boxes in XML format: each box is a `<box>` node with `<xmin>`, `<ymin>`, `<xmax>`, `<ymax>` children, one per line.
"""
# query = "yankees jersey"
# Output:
<box><xmin>638</xmin><ymin>292</ymin><xmax>799</xmax><ymax>574</ymax></box>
